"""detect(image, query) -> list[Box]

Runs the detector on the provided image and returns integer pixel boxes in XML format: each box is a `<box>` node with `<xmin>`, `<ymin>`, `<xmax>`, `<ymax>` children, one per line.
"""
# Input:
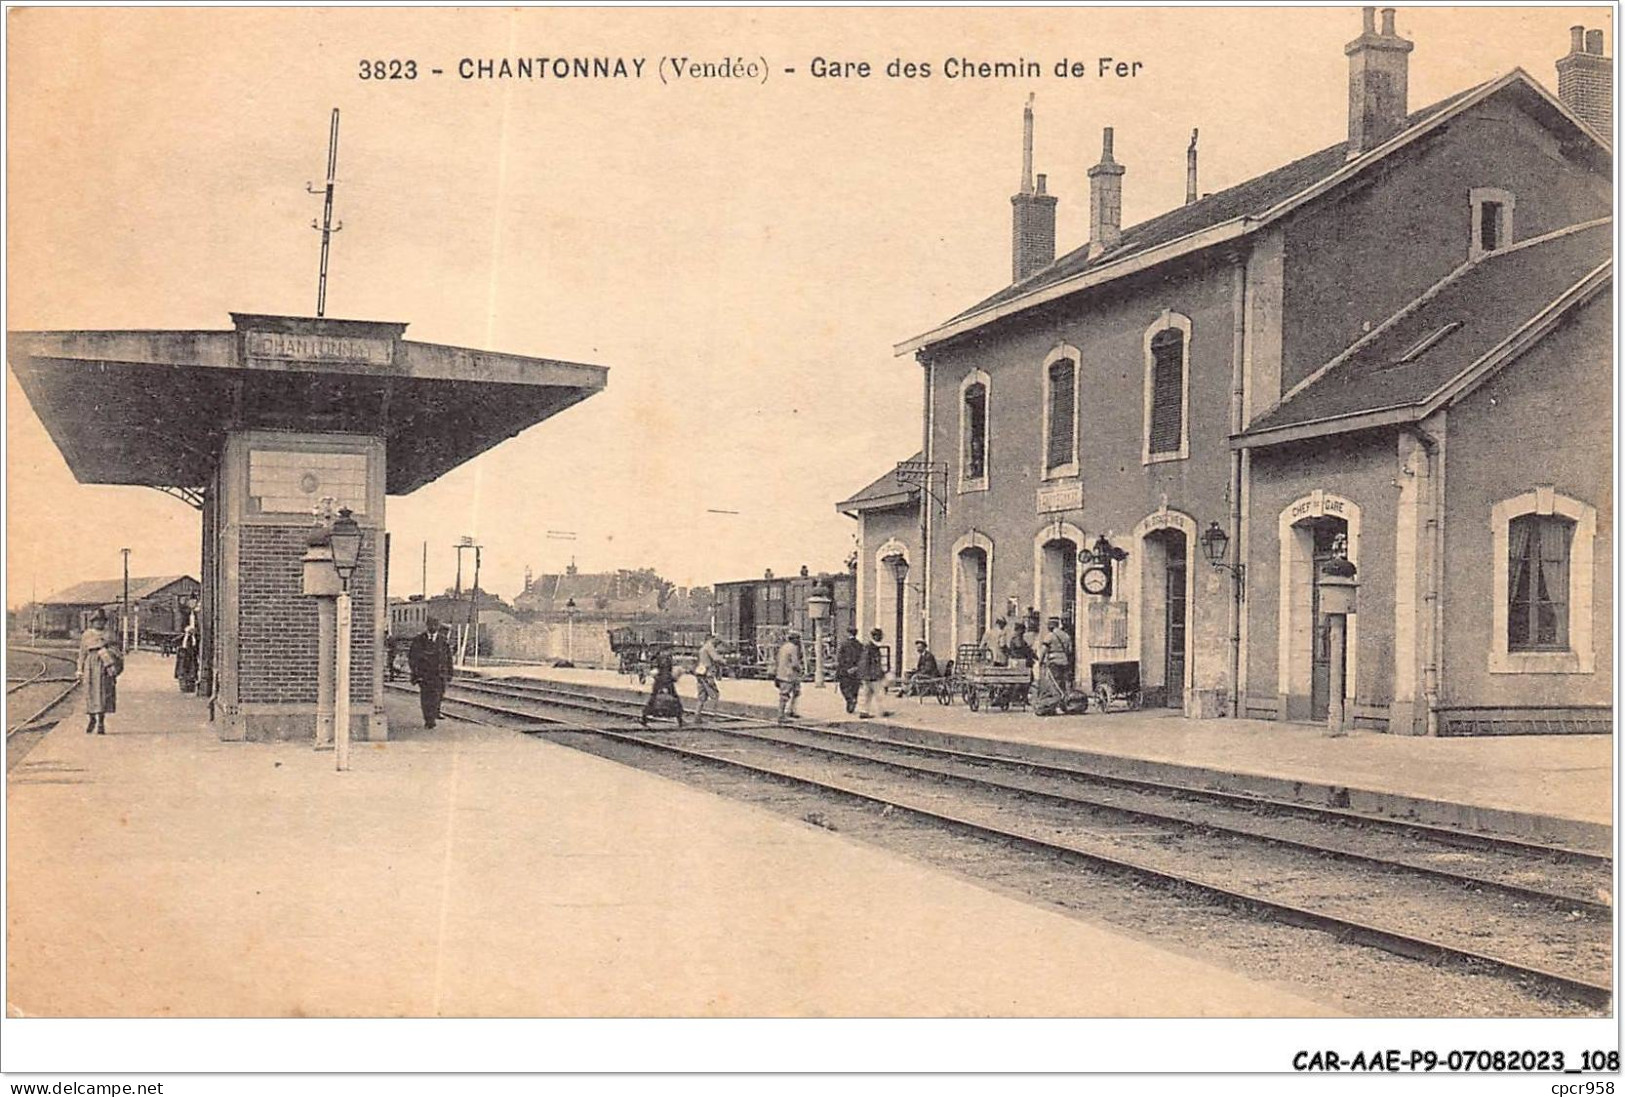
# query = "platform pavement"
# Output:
<box><xmin>6</xmin><ymin>652</ymin><xmax>1336</xmax><ymax>1018</ymax></box>
<box><xmin>483</xmin><ymin>661</ymin><xmax>1615</xmax><ymax>849</ymax></box>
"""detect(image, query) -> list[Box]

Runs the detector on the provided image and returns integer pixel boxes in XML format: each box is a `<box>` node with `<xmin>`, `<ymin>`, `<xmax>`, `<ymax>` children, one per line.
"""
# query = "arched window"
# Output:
<box><xmin>1143</xmin><ymin>311</ymin><xmax>1191</xmax><ymax>463</ymax></box>
<box><xmin>1041</xmin><ymin>345</ymin><xmax>1079</xmax><ymax>479</ymax></box>
<box><xmin>959</xmin><ymin>369</ymin><xmax>990</xmax><ymax>491</ymax></box>
<box><xmin>1490</xmin><ymin>488</ymin><xmax>1595</xmax><ymax>675</ymax></box>
<box><xmin>1507</xmin><ymin>513</ymin><xmax>1573</xmax><ymax>651</ymax></box>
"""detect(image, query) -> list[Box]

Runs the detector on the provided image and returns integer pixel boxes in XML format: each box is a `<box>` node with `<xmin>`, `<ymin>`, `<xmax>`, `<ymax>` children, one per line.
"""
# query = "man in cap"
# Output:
<box><xmin>1040</xmin><ymin>615</ymin><xmax>1074</xmax><ymax>692</ymax></box>
<box><xmin>774</xmin><ymin>630</ymin><xmax>805</xmax><ymax>723</ymax></box>
<box><xmin>858</xmin><ymin>627</ymin><xmax>892</xmax><ymax>719</ymax></box>
<box><xmin>408</xmin><ymin>615</ymin><xmax>455</xmax><ymax>729</ymax></box>
<box><xmin>692</xmin><ymin>632</ymin><xmax>726</xmax><ymax>726</ymax></box>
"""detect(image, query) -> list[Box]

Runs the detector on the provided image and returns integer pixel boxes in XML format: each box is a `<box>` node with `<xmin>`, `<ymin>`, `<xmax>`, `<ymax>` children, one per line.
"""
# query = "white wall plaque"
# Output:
<box><xmin>249</xmin><ymin>449</ymin><xmax>369</xmax><ymax>515</ymax></box>
<box><xmin>1036</xmin><ymin>482</ymin><xmax>1083</xmax><ymax>514</ymax></box>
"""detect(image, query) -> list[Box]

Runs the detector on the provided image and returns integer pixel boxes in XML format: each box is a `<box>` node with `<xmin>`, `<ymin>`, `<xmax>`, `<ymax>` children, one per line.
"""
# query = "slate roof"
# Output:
<box><xmin>905</xmin><ymin>70</ymin><xmax>1607</xmax><ymax>353</ymax></box>
<box><xmin>952</xmin><ymin>85</ymin><xmax>1485</xmax><ymax>324</ymax></box>
<box><xmin>1242</xmin><ymin>220</ymin><xmax>1612</xmax><ymax>442</ymax></box>
<box><xmin>41</xmin><ymin>575</ymin><xmax>196</xmax><ymax>606</ymax></box>
<box><xmin>836</xmin><ymin>452</ymin><xmax>923</xmax><ymax>515</ymax></box>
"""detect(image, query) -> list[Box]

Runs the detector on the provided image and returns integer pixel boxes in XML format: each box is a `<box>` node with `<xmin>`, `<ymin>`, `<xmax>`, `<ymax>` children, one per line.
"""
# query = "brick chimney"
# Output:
<box><xmin>1010</xmin><ymin>94</ymin><xmax>1058</xmax><ymax>282</ymax></box>
<box><xmin>1345</xmin><ymin>7</ymin><xmax>1414</xmax><ymax>158</ymax></box>
<box><xmin>1557</xmin><ymin>25</ymin><xmax>1612</xmax><ymax>136</ymax></box>
<box><xmin>1185</xmin><ymin>128</ymin><xmax>1199</xmax><ymax>205</ymax></box>
<box><xmin>1087</xmin><ymin>127</ymin><xmax>1124</xmax><ymax>257</ymax></box>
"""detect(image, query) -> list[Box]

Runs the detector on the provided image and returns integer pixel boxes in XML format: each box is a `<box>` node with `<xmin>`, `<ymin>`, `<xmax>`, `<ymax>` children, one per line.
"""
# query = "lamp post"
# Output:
<box><xmin>564</xmin><ymin>597</ymin><xmax>577</xmax><ymax>663</ymax></box>
<box><xmin>886</xmin><ymin>555</ymin><xmax>909</xmax><ymax>677</ymax></box>
<box><xmin>1317</xmin><ymin>557</ymin><xmax>1359</xmax><ymax>738</ymax></box>
<box><xmin>328</xmin><ymin>508</ymin><xmax>364</xmax><ymax>772</ymax></box>
<box><xmin>1200</xmin><ymin>521</ymin><xmax>1247</xmax><ymax>718</ymax></box>
<box><xmin>807</xmin><ymin>583</ymin><xmax>832</xmax><ymax>688</ymax></box>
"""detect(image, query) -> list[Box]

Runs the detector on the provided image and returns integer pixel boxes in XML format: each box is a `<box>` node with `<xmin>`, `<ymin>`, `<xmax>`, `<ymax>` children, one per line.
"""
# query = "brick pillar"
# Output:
<box><xmin>214</xmin><ymin>431</ymin><xmax>388</xmax><ymax>742</ymax></box>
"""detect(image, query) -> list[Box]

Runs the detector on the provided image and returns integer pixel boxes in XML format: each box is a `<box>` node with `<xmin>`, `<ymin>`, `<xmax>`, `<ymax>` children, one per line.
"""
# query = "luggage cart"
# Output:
<box><xmin>1089</xmin><ymin>660</ymin><xmax>1143</xmax><ymax>712</ymax></box>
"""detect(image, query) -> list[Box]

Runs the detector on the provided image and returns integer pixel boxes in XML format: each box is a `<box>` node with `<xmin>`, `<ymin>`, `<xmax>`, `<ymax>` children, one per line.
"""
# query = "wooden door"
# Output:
<box><xmin>1164</xmin><ymin>538</ymin><xmax>1187</xmax><ymax>708</ymax></box>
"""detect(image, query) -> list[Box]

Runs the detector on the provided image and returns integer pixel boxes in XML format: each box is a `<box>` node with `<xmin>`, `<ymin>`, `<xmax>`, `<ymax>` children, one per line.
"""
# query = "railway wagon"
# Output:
<box><xmin>607</xmin><ymin>624</ymin><xmax>710</xmax><ymax>678</ymax></box>
<box><xmin>712</xmin><ymin>571</ymin><xmax>856</xmax><ymax>677</ymax></box>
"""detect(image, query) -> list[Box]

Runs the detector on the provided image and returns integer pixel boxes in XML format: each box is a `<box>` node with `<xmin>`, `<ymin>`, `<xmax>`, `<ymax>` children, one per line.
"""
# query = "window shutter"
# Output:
<box><xmin>1149</xmin><ymin>330</ymin><xmax>1184</xmax><ymax>455</ymax></box>
<box><xmin>1046</xmin><ymin>359</ymin><xmax>1076</xmax><ymax>471</ymax></box>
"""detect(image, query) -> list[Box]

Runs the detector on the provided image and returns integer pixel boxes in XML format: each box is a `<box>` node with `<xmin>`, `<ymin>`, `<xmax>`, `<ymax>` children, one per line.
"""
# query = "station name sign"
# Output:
<box><xmin>244</xmin><ymin>331</ymin><xmax>393</xmax><ymax>367</ymax></box>
<box><xmin>1036</xmin><ymin>482</ymin><xmax>1083</xmax><ymax>515</ymax></box>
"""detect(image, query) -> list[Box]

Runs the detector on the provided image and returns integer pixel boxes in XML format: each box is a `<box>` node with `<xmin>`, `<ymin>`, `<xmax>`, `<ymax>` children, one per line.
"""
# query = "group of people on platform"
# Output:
<box><xmin>892</xmin><ymin>614</ymin><xmax>1076</xmax><ymax>695</ymax></box>
<box><xmin>973</xmin><ymin>615</ymin><xmax>1076</xmax><ymax>689</ymax></box>
<box><xmin>635</xmin><ymin>626</ymin><xmax>903</xmax><ymax>727</ymax></box>
<box><xmin>633</xmin><ymin>614</ymin><xmax>1082</xmax><ymax>727</ymax></box>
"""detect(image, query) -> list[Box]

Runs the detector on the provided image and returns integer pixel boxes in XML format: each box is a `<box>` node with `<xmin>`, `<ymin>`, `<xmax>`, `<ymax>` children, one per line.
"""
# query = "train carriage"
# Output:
<box><xmin>712</xmin><ymin>571</ymin><xmax>856</xmax><ymax>678</ymax></box>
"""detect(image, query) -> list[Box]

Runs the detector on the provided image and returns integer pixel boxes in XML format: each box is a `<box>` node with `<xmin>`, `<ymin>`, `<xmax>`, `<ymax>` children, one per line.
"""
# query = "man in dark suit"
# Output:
<box><xmin>408</xmin><ymin>616</ymin><xmax>455</xmax><ymax>728</ymax></box>
<box><xmin>834</xmin><ymin>626</ymin><xmax>864</xmax><ymax>714</ymax></box>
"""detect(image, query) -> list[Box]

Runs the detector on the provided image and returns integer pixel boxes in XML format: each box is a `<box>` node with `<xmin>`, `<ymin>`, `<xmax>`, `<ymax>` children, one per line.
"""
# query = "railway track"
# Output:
<box><xmin>403</xmin><ymin>675</ymin><xmax>1613</xmax><ymax>1011</ymax></box>
<box><xmin>6</xmin><ymin>646</ymin><xmax>82</xmax><ymax>737</ymax></box>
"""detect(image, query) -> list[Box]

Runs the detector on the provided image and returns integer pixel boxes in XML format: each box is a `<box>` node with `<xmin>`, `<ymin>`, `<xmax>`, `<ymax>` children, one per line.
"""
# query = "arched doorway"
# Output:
<box><xmin>1141</xmin><ymin>527</ymin><xmax>1189</xmax><ymax>709</ymax></box>
<box><xmin>1033</xmin><ymin>521</ymin><xmax>1084</xmax><ymax>635</ymax></box>
<box><xmin>1127</xmin><ymin>508</ymin><xmax>1198</xmax><ymax>712</ymax></box>
<box><xmin>874</xmin><ymin>539</ymin><xmax>911</xmax><ymax>678</ymax></box>
<box><xmin>1277</xmin><ymin>492</ymin><xmax>1361</xmax><ymax>722</ymax></box>
<box><xmin>951</xmin><ymin>530</ymin><xmax>994</xmax><ymax>655</ymax></box>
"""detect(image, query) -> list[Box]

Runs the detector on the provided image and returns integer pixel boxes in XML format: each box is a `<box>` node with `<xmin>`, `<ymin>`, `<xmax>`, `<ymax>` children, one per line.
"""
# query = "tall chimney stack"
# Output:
<box><xmin>1345</xmin><ymin>6</ymin><xmax>1414</xmax><ymax>158</ymax></box>
<box><xmin>1557</xmin><ymin>25</ymin><xmax>1612</xmax><ymax>137</ymax></box>
<box><xmin>1185</xmin><ymin>128</ymin><xmax>1199</xmax><ymax>205</ymax></box>
<box><xmin>1010</xmin><ymin>94</ymin><xmax>1058</xmax><ymax>281</ymax></box>
<box><xmin>1087</xmin><ymin>127</ymin><xmax>1125</xmax><ymax>257</ymax></box>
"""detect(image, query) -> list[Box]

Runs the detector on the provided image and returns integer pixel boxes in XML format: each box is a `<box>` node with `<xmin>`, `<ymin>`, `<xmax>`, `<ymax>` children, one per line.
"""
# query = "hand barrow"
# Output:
<box><xmin>1089</xmin><ymin>660</ymin><xmax>1143</xmax><ymax>713</ymax></box>
<box><xmin>961</xmin><ymin>664</ymin><xmax>1033</xmax><ymax>712</ymax></box>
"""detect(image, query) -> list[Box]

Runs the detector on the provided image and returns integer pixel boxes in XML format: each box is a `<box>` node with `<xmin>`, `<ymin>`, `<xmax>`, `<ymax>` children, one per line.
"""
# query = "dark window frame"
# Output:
<box><xmin>1147</xmin><ymin>327</ymin><xmax>1186</xmax><ymax>457</ymax></box>
<box><xmin>1507</xmin><ymin>513</ymin><xmax>1573</xmax><ymax>652</ymax></box>
<box><xmin>1045</xmin><ymin>357</ymin><xmax>1077</xmax><ymax>473</ymax></box>
<box><xmin>963</xmin><ymin>380</ymin><xmax>988</xmax><ymax>483</ymax></box>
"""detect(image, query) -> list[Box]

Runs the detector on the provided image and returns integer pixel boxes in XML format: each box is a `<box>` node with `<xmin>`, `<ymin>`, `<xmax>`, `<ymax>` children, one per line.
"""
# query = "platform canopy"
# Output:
<box><xmin>8</xmin><ymin>313</ymin><xmax>608</xmax><ymax>495</ymax></box>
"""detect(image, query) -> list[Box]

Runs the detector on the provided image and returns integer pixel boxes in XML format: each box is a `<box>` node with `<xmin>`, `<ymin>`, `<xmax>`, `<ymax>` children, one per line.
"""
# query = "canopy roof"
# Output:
<box><xmin>8</xmin><ymin>313</ymin><xmax>609</xmax><ymax>495</ymax></box>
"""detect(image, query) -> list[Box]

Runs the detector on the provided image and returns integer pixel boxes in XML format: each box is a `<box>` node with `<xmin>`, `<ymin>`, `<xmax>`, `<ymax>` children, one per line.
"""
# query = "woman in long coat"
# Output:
<box><xmin>77</xmin><ymin>610</ymin><xmax>118</xmax><ymax>734</ymax></box>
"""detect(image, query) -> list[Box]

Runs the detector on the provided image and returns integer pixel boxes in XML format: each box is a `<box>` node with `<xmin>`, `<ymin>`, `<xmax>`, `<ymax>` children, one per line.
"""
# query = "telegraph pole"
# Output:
<box><xmin>307</xmin><ymin>108</ymin><xmax>343</xmax><ymax>318</ymax></box>
<box><xmin>469</xmin><ymin>544</ymin><xmax>482</xmax><ymax>668</ymax></box>
<box><xmin>120</xmin><ymin>548</ymin><xmax>131</xmax><ymax>650</ymax></box>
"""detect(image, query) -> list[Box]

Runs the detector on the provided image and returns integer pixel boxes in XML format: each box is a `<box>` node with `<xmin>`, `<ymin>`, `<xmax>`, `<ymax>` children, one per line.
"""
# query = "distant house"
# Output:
<box><xmin>36</xmin><ymin>575</ymin><xmax>200</xmax><ymax>641</ymax></box>
<box><xmin>513</xmin><ymin>564</ymin><xmax>667</xmax><ymax>617</ymax></box>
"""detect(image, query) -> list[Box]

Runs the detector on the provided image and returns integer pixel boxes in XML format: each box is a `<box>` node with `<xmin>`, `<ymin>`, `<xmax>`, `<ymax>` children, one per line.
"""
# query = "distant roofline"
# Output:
<box><xmin>836</xmin><ymin>487</ymin><xmax>919</xmax><ymax>517</ymax></box>
<box><xmin>38</xmin><ymin>574</ymin><xmax>198</xmax><ymax>605</ymax></box>
<box><xmin>897</xmin><ymin>69</ymin><xmax>1608</xmax><ymax>357</ymax></box>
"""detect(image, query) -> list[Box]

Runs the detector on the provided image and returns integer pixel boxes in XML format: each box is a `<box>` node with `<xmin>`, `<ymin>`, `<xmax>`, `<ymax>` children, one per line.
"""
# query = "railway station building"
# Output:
<box><xmin>10</xmin><ymin>313</ymin><xmax>607</xmax><ymax>741</ymax></box>
<box><xmin>848</xmin><ymin>10</ymin><xmax>1611</xmax><ymax>733</ymax></box>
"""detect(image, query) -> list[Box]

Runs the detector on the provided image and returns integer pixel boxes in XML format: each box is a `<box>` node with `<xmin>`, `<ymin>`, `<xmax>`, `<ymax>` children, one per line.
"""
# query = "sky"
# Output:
<box><xmin>5</xmin><ymin>4</ymin><xmax>1608</xmax><ymax>607</ymax></box>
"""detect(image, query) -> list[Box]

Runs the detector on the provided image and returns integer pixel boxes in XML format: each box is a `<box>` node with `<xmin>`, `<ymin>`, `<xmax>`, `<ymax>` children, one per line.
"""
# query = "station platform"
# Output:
<box><xmin>482</xmin><ymin>662</ymin><xmax>1615</xmax><ymax>852</ymax></box>
<box><xmin>6</xmin><ymin>652</ymin><xmax>1335</xmax><ymax>1020</ymax></box>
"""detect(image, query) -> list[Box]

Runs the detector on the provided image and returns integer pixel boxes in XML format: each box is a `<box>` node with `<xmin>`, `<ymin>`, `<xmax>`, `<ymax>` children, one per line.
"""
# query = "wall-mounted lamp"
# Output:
<box><xmin>1200</xmin><ymin>521</ymin><xmax>1245</xmax><ymax>598</ymax></box>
